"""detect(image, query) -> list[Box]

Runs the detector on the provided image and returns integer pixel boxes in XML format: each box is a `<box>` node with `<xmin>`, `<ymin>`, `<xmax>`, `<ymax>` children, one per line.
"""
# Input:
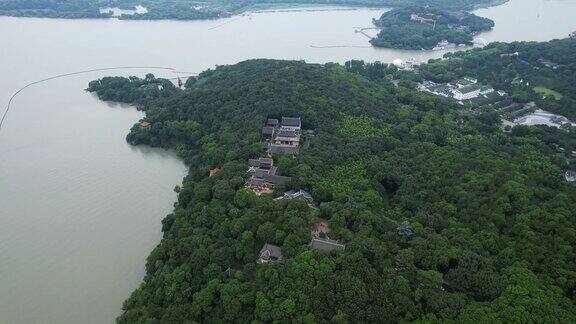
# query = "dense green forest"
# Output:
<box><xmin>0</xmin><ymin>0</ymin><xmax>226</xmax><ymax>19</ymax></box>
<box><xmin>0</xmin><ymin>0</ymin><xmax>506</xmax><ymax>20</ymax></box>
<box><xmin>370</xmin><ymin>7</ymin><xmax>494</xmax><ymax>50</ymax></box>
<box><xmin>416</xmin><ymin>39</ymin><xmax>576</xmax><ymax>119</ymax></box>
<box><xmin>88</xmin><ymin>46</ymin><xmax>576</xmax><ymax>321</ymax></box>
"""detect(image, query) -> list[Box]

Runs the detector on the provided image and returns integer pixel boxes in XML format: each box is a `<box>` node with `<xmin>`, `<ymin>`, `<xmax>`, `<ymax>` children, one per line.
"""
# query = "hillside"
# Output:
<box><xmin>370</xmin><ymin>7</ymin><xmax>494</xmax><ymax>50</ymax></box>
<box><xmin>87</xmin><ymin>58</ymin><xmax>576</xmax><ymax>322</ymax></box>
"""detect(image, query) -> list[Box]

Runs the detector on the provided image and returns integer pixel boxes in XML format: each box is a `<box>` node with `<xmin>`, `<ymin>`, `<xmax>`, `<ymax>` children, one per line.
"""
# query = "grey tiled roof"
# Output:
<box><xmin>276</xmin><ymin>190</ymin><xmax>314</xmax><ymax>202</ymax></box>
<box><xmin>276</xmin><ymin>129</ymin><xmax>299</xmax><ymax>139</ymax></box>
<box><xmin>253</xmin><ymin>168</ymin><xmax>271</xmax><ymax>179</ymax></box>
<box><xmin>249</xmin><ymin>157</ymin><xmax>273</xmax><ymax>169</ymax></box>
<box><xmin>262</xmin><ymin>126</ymin><xmax>275</xmax><ymax>135</ymax></box>
<box><xmin>246</xmin><ymin>178</ymin><xmax>266</xmax><ymax>187</ymax></box>
<box><xmin>267</xmin><ymin>175</ymin><xmax>291</xmax><ymax>185</ymax></box>
<box><xmin>248</xmin><ymin>159</ymin><xmax>261</xmax><ymax>167</ymax></box>
<box><xmin>270</xmin><ymin>145</ymin><xmax>299</xmax><ymax>155</ymax></box>
<box><xmin>259</xmin><ymin>244</ymin><xmax>284</xmax><ymax>261</ymax></box>
<box><xmin>281</xmin><ymin>117</ymin><xmax>301</xmax><ymax>127</ymax></box>
<box><xmin>267</xmin><ymin>118</ymin><xmax>279</xmax><ymax>126</ymax></box>
<box><xmin>309</xmin><ymin>238</ymin><xmax>345</xmax><ymax>252</ymax></box>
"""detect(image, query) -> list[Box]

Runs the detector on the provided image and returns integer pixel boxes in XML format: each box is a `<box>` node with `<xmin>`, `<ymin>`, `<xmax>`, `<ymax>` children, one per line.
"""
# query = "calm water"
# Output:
<box><xmin>474</xmin><ymin>0</ymin><xmax>576</xmax><ymax>42</ymax></box>
<box><xmin>1</xmin><ymin>0</ymin><xmax>575</xmax><ymax>323</ymax></box>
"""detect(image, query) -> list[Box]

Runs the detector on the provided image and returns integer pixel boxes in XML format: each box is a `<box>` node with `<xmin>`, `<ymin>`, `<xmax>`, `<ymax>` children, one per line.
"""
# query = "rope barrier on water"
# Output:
<box><xmin>207</xmin><ymin>16</ymin><xmax>243</xmax><ymax>30</ymax></box>
<box><xmin>310</xmin><ymin>45</ymin><xmax>372</xmax><ymax>48</ymax></box>
<box><xmin>0</xmin><ymin>66</ymin><xmax>180</xmax><ymax>136</ymax></box>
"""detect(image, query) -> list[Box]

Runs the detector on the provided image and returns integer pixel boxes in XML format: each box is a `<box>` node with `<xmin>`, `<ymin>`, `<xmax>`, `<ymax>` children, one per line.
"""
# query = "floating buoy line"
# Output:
<box><xmin>0</xmin><ymin>66</ymin><xmax>197</xmax><ymax>136</ymax></box>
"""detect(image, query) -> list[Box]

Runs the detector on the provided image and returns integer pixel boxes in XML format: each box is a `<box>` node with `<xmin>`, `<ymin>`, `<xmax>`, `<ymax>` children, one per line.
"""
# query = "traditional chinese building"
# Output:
<box><xmin>268</xmin><ymin>117</ymin><xmax>302</xmax><ymax>156</ymax></box>
<box><xmin>257</xmin><ymin>244</ymin><xmax>284</xmax><ymax>264</ymax></box>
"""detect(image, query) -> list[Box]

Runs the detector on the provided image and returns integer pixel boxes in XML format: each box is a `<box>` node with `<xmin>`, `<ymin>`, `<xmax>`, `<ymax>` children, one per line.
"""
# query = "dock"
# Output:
<box><xmin>354</xmin><ymin>27</ymin><xmax>378</xmax><ymax>40</ymax></box>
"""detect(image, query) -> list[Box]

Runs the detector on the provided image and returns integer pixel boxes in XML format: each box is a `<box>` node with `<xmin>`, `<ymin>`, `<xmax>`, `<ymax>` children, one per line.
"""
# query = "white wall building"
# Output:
<box><xmin>452</xmin><ymin>88</ymin><xmax>480</xmax><ymax>100</ymax></box>
<box><xmin>480</xmin><ymin>87</ymin><xmax>494</xmax><ymax>96</ymax></box>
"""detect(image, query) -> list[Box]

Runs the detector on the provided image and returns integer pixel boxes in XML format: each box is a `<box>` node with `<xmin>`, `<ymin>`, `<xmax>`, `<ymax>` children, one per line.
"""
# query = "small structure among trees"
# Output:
<box><xmin>397</xmin><ymin>220</ymin><xmax>413</xmax><ymax>236</ymax></box>
<box><xmin>311</xmin><ymin>219</ymin><xmax>330</xmax><ymax>238</ymax></box>
<box><xmin>565</xmin><ymin>170</ymin><xmax>576</xmax><ymax>182</ymax></box>
<box><xmin>257</xmin><ymin>244</ymin><xmax>284</xmax><ymax>264</ymax></box>
<box><xmin>224</xmin><ymin>267</ymin><xmax>235</xmax><ymax>278</ymax></box>
<box><xmin>309</xmin><ymin>237</ymin><xmax>346</xmax><ymax>252</ymax></box>
<box><xmin>209</xmin><ymin>168</ymin><xmax>221</xmax><ymax>177</ymax></box>
<box><xmin>274</xmin><ymin>189</ymin><xmax>315</xmax><ymax>206</ymax></box>
<box><xmin>139</xmin><ymin>121</ymin><xmax>151</xmax><ymax>129</ymax></box>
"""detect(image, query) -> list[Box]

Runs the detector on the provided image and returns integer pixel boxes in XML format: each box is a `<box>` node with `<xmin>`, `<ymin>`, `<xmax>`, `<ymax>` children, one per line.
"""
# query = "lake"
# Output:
<box><xmin>1</xmin><ymin>0</ymin><xmax>575</xmax><ymax>322</ymax></box>
<box><xmin>474</xmin><ymin>0</ymin><xmax>576</xmax><ymax>42</ymax></box>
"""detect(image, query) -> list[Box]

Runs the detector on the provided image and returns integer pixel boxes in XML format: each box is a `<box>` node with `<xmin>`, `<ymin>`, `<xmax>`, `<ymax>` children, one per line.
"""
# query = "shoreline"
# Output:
<box><xmin>473</xmin><ymin>0</ymin><xmax>510</xmax><ymax>10</ymax></box>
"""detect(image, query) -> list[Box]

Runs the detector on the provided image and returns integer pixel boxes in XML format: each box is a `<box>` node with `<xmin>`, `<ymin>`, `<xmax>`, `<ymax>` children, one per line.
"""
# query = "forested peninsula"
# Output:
<box><xmin>370</xmin><ymin>7</ymin><xmax>494</xmax><ymax>50</ymax></box>
<box><xmin>0</xmin><ymin>0</ymin><xmax>506</xmax><ymax>20</ymax></box>
<box><xmin>87</xmin><ymin>38</ymin><xmax>576</xmax><ymax>323</ymax></box>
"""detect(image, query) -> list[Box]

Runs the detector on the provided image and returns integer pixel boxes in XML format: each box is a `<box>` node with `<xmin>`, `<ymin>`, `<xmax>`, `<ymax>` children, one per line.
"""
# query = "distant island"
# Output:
<box><xmin>370</xmin><ymin>7</ymin><xmax>495</xmax><ymax>50</ymax></box>
<box><xmin>0</xmin><ymin>0</ymin><xmax>506</xmax><ymax>20</ymax></box>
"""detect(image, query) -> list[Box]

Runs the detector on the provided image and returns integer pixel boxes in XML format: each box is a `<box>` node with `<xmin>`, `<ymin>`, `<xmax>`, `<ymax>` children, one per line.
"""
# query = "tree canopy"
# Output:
<box><xmin>87</xmin><ymin>51</ymin><xmax>576</xmax><ymax>322</ymax></box>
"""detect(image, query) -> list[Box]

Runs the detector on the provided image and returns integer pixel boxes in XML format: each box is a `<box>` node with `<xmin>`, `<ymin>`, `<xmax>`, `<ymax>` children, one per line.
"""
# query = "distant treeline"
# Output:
<box><xmin>0</xmin><ymin>0</ymin><xmax>506</xmax><ymax>20</ymax></box>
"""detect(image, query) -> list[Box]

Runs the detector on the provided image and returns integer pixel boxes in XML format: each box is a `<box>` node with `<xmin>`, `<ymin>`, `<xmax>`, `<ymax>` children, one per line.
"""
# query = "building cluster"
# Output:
<box><xmin>244</xmin><ymin>116</ymin><xmax>346</xmax><ymax>265</ymax></box>
<box><xmin>262</xmin><ymin>117</ymin><xmax>302</xmax><ymax>156</ymax></box>
<box><xmin>432</xmin><ymin>39</ymin><xmax>459</xmax><ymax>51</ymax></box>
<box><xmin>410</xmin><ymin>13</ymin><xmax>436</xmax><ymax>24</ymax></box>
<box><xmin>255</xmin><ymin>219</ymin><xmax>411</xmax><ymax>267</ymax></box>
<box><xmin>419</xmin><ymin>77</ymin><xmax>505</xmax><ymax>102</ymax></box>
<box><xmin>257</xmin><ymin>236</ymin><xmax>346</xmax><ymax>265</ymax></box>
<box><xmin>245</xmin><ymin>157</ymin><xmax>291</xmax><ymax>195</ymax></box>
<box><xmin>507</xmin><ymin>109</ymin><xmax>576</xmax><ymax>129</ymax></box>
<box><xmin>392</xmin><ymin>57</ymin><xmax>422</xmax><ymax>70</ymax></box>
<box><xmin>244</xmin><ymin>117</ymin><xmax>302</xmax><ymax>195</ymax></box>
<box><xmin>538</xmin><ymin>58</ymin><xmax>560</xmax><ymax>70</ymax></box>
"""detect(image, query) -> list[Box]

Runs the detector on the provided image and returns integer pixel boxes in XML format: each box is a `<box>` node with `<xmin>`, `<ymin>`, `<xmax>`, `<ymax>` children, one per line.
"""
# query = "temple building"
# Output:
<box><xmin>266</xmin><ymin>117</ymin><xmax>302</xmax><ymax>156</ymax></box>
<box><xmin>257</xmin><ymin>244</ymin><xmax>284</xmax><ymax>264</ymax></box>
